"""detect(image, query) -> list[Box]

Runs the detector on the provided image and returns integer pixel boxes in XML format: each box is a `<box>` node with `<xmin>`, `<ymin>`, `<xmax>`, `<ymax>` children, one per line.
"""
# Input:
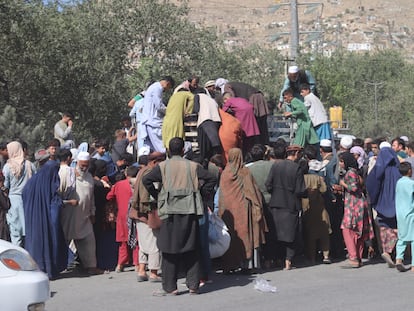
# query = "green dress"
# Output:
<box><xmin>289</xmin><ymin>98</ymin><xmax>319</xmax><ymax>146</ymax></box>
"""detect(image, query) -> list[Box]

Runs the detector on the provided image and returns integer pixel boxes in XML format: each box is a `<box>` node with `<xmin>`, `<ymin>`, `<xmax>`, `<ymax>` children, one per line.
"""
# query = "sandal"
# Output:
<box><xmin>189</xmin><ymin>289</ymin><xmax>199</xmax><ymax>295</ymax></box>
<box><xmin>149</xmin><ymin>276</ymin><xmax>162</xmax><ymax>283</ymax></box>
<box><xmin>381</xmin><ymin>252</ymin><xmax>395</xmax><ymax>268</ymax></box>
<box><xmin>396</xmin><ymin>263</ymin><xmax>408</xmax><ymax>272</ymax></box>
<box><xmin>152</xmin><ymin>289</ymin><xmax>179</xmax><ymax>297</ymax></box>
<box><xmin>340</xmin><ymin>259</ymin><xmax>360</xmax><ymax>269</ymax></box>
<box><xmin>395</xmin><ymin>260</ymin><xmax>409</xmax><ymax>272</ymax></box>
<box><xmin>137</xmin><ymin>274</ymin><xmax>148</xmax><ymax>282</ymax></box>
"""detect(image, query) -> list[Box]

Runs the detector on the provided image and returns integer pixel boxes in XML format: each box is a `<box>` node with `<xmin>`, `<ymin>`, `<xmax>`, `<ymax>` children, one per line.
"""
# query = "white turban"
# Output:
<box><xmin>340</xmin><ymin>136</ymin><xmax>353</xmax><ymax>150</ymax></box>
<box><xmin>77</xmin><ymin>151</ymin><xmax>90</xmax><ymax>161</ymax></box>
<box><xmin>320</xmin><ymin>139</ymin><xmax>332</xmax><ymax>148</ymax></box>
<box><xmin>288</xmin><ymin>65</ymin><xmax>299</xmax><ymax>74</ymax></box>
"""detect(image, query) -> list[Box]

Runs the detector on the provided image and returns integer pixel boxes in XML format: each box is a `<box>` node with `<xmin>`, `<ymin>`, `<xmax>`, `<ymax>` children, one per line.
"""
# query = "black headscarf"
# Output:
<box><xmin>340</xmin><ymin>151</ymin><xmax>358</xmax><ymax>171</ymax></box>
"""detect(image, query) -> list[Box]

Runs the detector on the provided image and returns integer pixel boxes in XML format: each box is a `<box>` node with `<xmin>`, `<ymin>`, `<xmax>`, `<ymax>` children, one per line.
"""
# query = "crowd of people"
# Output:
<box><xmin>1</xmin><ymin>70</ymin><xmax>414</xmax><ymax>297</ymax></box>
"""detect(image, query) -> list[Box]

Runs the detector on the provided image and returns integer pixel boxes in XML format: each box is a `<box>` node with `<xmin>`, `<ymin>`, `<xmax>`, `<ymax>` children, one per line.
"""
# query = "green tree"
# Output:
<box><xmin>3</xmin><ymin>0</ymin><xmax>414</xmax><ymax>145</ymax></box>
<box><xmin>1</xmin><ymin>0</ymin><xmax>130</xmax><ymax>142</ymax></box>
<box><xmin>0</xmin><ymin>0</ymin><xmax>236</xmax><ymax>143</ymax></box>
<box><xmin>0</xmin><ymin>105</ymin><xmax>47</xmax><ymax>151</ymax></box>
<box><xmin>305</xmin><ymin>50</ymin><xmax>414</xmax><ymax>138</ymax></box>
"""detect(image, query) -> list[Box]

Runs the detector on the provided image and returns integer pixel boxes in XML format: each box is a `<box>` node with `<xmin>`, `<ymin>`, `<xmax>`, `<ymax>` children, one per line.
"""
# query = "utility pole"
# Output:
<box><xmin>270</xmin><ymin>1</ymin><xmax>324</xmax><ymax>62</ymax></box>
<box><xmin>365</xmin><ymin>81</ymin><xmax>384</xmax><ymax>124</ymax></box>
<box><xmin>283</xmin><ymin>57</ymin><xmax>296</xmax><ymax>75</ymax></box>
<box><xmin>290</xmin><ymin>0</ymin><xmax>299</xmax><ymax>60</ymax></box>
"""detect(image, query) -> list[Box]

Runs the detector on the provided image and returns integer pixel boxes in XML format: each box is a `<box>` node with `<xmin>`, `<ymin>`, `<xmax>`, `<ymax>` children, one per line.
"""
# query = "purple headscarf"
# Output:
<box><xmin>350</xmin><ymin>146</ymin><xmax>366</xmax><ymax>169</ymax></box>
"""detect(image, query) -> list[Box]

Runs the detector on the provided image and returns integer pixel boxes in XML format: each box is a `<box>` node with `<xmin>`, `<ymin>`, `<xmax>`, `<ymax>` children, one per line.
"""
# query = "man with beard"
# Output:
<box><xmin>278</xmin><ymin>65</ymin><xmax>317</xmax><ymax>109</ymax></box>
<box><xmin>60</xmin><ymin>151</ymin><xmax>101</xmax><ymax>275</ymax></box>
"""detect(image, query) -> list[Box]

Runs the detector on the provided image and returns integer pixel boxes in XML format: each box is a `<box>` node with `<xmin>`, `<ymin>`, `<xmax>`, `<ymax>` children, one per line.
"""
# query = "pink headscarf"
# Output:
<box><xmin>6</xmin><ymin>141</ymin><xmax>26</xmax><ymax>177</ymax></box>
<box><xmin>350</xmin><ymin>146</ymin><xmax>366</xmax><ymax>169</ymax></box>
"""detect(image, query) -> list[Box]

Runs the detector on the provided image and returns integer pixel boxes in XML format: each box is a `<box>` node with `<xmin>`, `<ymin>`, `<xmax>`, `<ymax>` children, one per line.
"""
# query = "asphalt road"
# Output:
<box><xmin>46</xmin><ymin>257</ymin><xmax>414</xmax><ymax>311</ymax></box>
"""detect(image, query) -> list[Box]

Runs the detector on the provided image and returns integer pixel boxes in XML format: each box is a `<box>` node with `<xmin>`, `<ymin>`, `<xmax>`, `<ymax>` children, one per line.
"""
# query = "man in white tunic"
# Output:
<box><xmin>300</xmin><ymin>83</ymin><xmax>331</xmax><ymax>141</ymax></box>
<box><xmin>59</xmin><ymin>151</ymin><xmax>101</xmax><ymax>274</ymax></box>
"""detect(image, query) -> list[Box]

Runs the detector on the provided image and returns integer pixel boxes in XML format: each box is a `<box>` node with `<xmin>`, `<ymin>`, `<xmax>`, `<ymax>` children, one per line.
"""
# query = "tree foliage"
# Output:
<box><xmin>1</xmin><ymin>0</ymin><xmax>131</xmax><ymax>145</ymax></box>
<box><xmin>0</xmin><ymin>105</ymin><xmax>47</xmax><ymax>150</ymax></box>
<box><xmin>306</xmin><ymin>50</ymin><xmax>414</xmax><ymax>138</ymax></box>
<box><xmin>1</xmin><ymin>0</ymin><xmax>414</xmax><ymax>151</ymax></box>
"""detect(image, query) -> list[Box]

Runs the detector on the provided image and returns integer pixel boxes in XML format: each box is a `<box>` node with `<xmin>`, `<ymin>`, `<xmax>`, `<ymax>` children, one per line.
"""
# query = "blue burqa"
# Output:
<box><xmin>366</xmin><ymin>147</ymin><xmax>401</xmax><ymax>222</ymax></box>
<box><xmin>23</xmin><ymin>161</ymin><xmax>67</xmax><ymax>278</ymax></box>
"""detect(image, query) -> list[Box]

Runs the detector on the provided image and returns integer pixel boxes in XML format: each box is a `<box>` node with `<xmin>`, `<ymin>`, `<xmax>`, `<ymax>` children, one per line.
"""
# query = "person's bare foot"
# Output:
<box><xmin>368</xmin><ymin>246</ymin><xmax>375</xmax><ymax>259</ymax></box>
<box><xmin>137</xmin><ymin>263</ymin><xmax>146</xmax><ymax>275</ymax></box>
<box><xmin>284</xmin><ymin>259</ymin><xmax>292</xmax><ymax>270</ymax></box>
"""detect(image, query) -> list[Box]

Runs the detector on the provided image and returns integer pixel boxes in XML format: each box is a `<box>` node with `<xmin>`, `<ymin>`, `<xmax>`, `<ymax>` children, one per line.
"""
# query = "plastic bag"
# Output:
<box><xmin>208</xmin><ymin>210</ymin><xmax>231</xmax><ymax>258</ymax></box>
<box><xmin>126</xmin><ymin>143</ymin><xmax>134</xmax><ymax>155</ymax></box>
<box><xmin>253</xmin><ymin>278</ymin><xmax>277</xmax><ymax>293</ymax></box>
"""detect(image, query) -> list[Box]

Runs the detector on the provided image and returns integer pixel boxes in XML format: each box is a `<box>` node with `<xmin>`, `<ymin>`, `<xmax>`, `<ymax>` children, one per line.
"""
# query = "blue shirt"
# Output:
<box><xmin>3</xmin><ymin>161</ymin><xmax>36</xmax><ymax>195</ymax></box>
<box><xmin>141</xmin><ymin>82</ymin><xmax>165</xmax><ymax>128</ymax></box>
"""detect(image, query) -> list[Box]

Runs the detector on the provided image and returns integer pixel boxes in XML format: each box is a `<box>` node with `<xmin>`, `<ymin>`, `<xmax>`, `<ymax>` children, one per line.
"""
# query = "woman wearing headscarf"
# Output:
<box><xmin>2</xmin><ymin>141</ymin><xmax>36</xmax><ymax>246</ymax></box>
<box><xmin>215</xmin><ymin>78</ymin><xmax>228</xmax><ymax>95</ymax></box>
<box><xmin>222</xmin><ymin>92</ymin><xmax>260</xmax><ymax>156</ymax></box>
<box><xmin>23</xmin><ymin>160</ymin><xmax>67</xmax><ymax>279</ymax></box>
<box><xmin>218</xmin><ymin>148</ymin><xmax>266</xmax><ymax>273</ymax></box>
<box><xmin>339</xmin><ymin>152</ymin><xmax>374</xmax><ymax>268</ymax></box>
<box><xmin>350</xmin><ymin>146</ymin><xmax>366</xmax><ymax>170</ymax></box>
<box><xmin>366</xmin><ymin>144</ymin><xmax>401</xmax><ymax>268</ymax></box>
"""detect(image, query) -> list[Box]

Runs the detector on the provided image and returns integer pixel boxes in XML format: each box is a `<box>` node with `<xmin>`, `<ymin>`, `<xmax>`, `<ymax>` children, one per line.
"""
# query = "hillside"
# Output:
<box><xmin>176</xmin><ymin>0</ymin><xmax>414</xmax><ymax>60</ymax></box>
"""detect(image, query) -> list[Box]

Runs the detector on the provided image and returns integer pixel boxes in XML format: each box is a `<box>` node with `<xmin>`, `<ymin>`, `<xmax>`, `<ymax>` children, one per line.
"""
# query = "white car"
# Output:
<box><xmin>0</xmin><ymin>239</ymin><xmax>50</xmax><ymax>311</ymax></box>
